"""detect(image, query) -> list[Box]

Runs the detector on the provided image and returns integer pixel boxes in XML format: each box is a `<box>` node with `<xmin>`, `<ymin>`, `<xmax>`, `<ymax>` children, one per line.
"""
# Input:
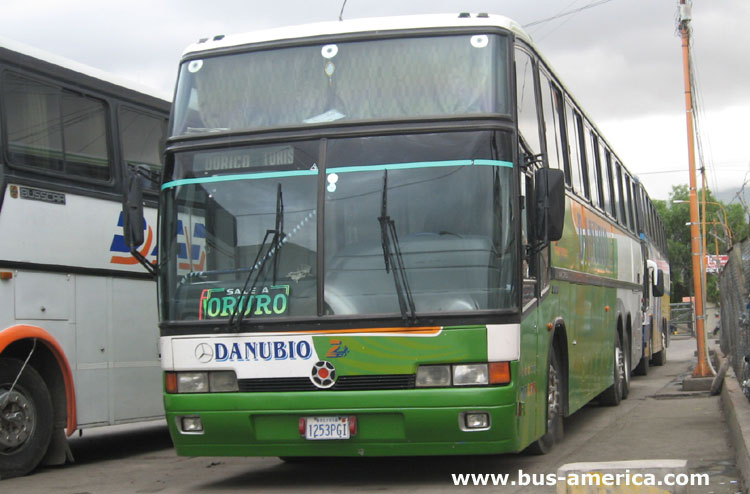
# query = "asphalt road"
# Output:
<box><xmin>3</xmin><ymin>336</ymin><xmax>742</xmax><ymax>493</ymax></box>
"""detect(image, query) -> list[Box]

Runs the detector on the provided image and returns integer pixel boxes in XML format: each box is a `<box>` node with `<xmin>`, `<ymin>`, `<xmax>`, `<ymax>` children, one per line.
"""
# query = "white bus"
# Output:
<box><xmin>0</xmin><ymin>38</ymin><xmax>170</xmax><ymax>478</ymax></box>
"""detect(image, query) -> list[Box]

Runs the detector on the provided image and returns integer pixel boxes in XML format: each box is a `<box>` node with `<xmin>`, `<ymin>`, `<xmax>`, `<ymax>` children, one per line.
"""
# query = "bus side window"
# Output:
<box><xmin>625</xmin><ymin>173</ymin><xmax>636</xmax><ymax>233</ymax></box>
<box><xmin>514</xmin><ymin>47</ymin><xmax>542</xmax><ymax>156</ymax></box>
<box><xmin>554</xmin><ymin>88</ymin><xmax>571</xmax><ymax>186</ymax></box>
<box><xmin>539</xmin><ymin>70</ymin><xmax>562</xmax><ymax>172</ymax></box>
<box><xmin>574</xmin><ymin>110</ymin><xmax>590</xmax><ymax>200</ymax></box>
<box><xmin>3</xmin><ymin>72</ymin><xmax>111</xmax><ymax>181</ymax></box>
<box><xmin>614</xmin><ymin>161</ymin><xmax>627</xmax><ymax>228</ymax></box>
<box><xmin>603</xmin><ymin>148</ymin><xmax>617</xmax><ymax>218</ymax></box>
<box><xmin>564</xmin><ymin>101</ymin><xmax>582</xmax><ymax>195</ymax></box>
<box><xmin>587</xmin><ymin>128</ymin><xmax>603</xmax><ymax>209</ymax></box>
<box><xmin>120</xmin><ymin>107</ymin><xmax>167</xmax><ymax>192</ymax></box>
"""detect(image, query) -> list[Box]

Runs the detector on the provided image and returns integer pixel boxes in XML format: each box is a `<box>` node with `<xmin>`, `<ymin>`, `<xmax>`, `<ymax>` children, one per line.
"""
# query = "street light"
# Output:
<box><xmin>673</xmin><ymin>199</ymin><xmax>733</xmax><ymax>249</ymax></box>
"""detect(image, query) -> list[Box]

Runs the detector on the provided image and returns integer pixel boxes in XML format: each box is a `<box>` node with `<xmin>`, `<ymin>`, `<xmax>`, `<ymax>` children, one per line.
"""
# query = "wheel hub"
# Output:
<box><xmin>616</xmin><ymin>346</ymin><xmax>625</xmax><ymax>382</ymax></box>
<box><xmin>547</xmin><ymin>364</ymin><xmax>560</xmax><ymax>424</ymax></box>
<box><xmin>0</xmin><ymin>390</ymin><xmax>35</xmax><ymax>450</ymax></box>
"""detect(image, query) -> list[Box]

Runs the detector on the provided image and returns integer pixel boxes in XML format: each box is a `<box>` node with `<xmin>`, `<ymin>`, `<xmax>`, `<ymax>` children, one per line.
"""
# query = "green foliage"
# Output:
<box><xmin>661</xmin><ymin>185</ymin><xmax>748</xmax><ymax>303</ymax></box>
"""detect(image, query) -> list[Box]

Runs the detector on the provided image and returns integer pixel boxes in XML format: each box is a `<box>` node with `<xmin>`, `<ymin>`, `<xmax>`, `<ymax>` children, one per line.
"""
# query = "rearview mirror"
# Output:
<box><xmin>122</xmin><ymin>166</ymin><xmax>145</xmax><ymax>249</ymax></box>
<box><xmin>535</xmin><ymin>168</ymin><xmax>566</xmax><ymax>242</ymax></box>
<box><xmin>653</xmin><ymin>268</ymin><xmax>665</xmax><ymax>297</ymax></box>
<box><xmin>121</xmin><ymin>165</ymin><xmax>156</xmax><ymax>276</ymax></box>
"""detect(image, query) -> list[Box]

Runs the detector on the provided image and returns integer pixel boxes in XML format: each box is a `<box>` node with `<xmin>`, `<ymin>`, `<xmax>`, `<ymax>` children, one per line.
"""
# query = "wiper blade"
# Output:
<box><xmin>378</xmin><ymin>170</ymin><xmax>416</xmax><ymax>324</ymax></box>
<box><xmin>229</xmin><ymin>183</ymin><xmax>285</xmax><ymax>329</ymax></box>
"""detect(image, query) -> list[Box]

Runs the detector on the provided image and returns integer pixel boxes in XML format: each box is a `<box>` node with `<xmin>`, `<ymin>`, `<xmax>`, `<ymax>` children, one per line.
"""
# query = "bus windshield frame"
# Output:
<box><xmin>159</xmin><ymin>131</ymin><xmax>519</xmax><ymax>328</ymax></box>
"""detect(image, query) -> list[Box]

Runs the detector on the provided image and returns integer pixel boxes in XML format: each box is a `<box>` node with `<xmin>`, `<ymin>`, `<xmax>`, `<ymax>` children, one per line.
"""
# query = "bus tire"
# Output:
<box><xmin>621</xmin><ymin>336</ymin><xmax>630</xmax><ymax>400</ymax></box>
<box><xmin>598</xmin><ymin>335</ymin><xmax>624</xmax><ymax>406</ymax></box>
<box><xmin>525</xmin><ymin>348</ymin><xmax>563</xmax><ymax>455</ymax></box>
<box><xmin>0</xmin><ymin>359</ymin><xmax>54</xmax><ymax>479</ymax></box>
<box><xmin>652</xmin><ymin>330</ymin><xmax>667</xmax><ymax>366</ymax></box>
<box><xmin>633</xmin><ymin>338</ymin><xmax>650</xmax><ymax>376</ymax></box>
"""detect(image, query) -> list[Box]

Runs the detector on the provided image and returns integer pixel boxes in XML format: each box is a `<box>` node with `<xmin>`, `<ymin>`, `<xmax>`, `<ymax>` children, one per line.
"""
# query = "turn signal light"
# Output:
<box><xmin>489</xmin><ymin>362</ymin><xmax>511</xmax><ymax>385</ymax></box>
<box><xmin>165</xmin><ymin>372</ymin><xmax>178</xmax><ymax>393</ymax></box>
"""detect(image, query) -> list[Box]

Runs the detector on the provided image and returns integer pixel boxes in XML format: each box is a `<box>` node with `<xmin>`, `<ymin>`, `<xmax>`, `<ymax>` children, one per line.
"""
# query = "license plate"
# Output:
<box><xmin>304</xmin><ymin>416</ymin><xmax>350</xmax><ymax>440</ymax></box>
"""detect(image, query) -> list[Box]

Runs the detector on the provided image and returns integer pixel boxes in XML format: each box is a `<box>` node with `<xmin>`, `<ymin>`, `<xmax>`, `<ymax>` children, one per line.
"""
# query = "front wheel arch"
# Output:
<box><xmin>525</xmin><ymin>343</ymin><xmax>564</xmax><ymax>455</ymax></box>
<box><xmin>0</xmin><ymin>358</ymin><xmax>54</xmax><ymax>478</ymax></box>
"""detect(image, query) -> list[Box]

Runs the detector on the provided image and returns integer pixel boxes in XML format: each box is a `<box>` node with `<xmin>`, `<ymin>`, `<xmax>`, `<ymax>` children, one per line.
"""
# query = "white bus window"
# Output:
<box><xmin>119</xmin><ymin>107</ymin><xmax>167</xmax><ymax>191</ymax></box>
<box><xmin>587</xmin><ymin>128</ymin><xmax>603</xmax><ymax>209</ymax></box>
<box><xmin>564</xmin><ymin>101</ymin><xmax>581</xmax><ymax>193</ymax></box>
<box><xmin>573</xmin><ymin>110</ymin><xmax>590</xmax><ymax>200</ymax></box>
<box><xmin>514</xmin><ymin>48</ymin><xmax>541</xmax><ymax>155</ymax></box>
<box><xmin>614</xmin><ymin>161</ymin><xmax>627</xmax><ymax>227</ymax></box>
<box><xmin>62</xmin><ymin>91</ymin><xmax>110</xmax><ymax>180</ymax></box>
<box><xmin>539</xmin><ymin>71</ymin><xmax>563</xmax><ymax>172</ymax></box>
<box><xmin>3</xmin><ymin>73</ymin><xmax>111</xmax><ymax>181</ymax></box>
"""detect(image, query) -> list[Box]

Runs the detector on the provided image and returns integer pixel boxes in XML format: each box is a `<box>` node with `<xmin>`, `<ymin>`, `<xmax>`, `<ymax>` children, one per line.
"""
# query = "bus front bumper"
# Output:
<box><xmin>164</xmin><ymin>387</ymin><xmax>520</xmax><ymax>457</ymax></box>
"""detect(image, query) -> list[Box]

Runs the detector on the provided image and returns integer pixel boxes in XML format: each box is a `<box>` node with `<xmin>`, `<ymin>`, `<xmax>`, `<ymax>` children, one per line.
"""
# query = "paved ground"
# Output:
<box><xmin>2</xmin><ymin>335</ymin><xmax>744</xmax><ymax>493</ymax></box>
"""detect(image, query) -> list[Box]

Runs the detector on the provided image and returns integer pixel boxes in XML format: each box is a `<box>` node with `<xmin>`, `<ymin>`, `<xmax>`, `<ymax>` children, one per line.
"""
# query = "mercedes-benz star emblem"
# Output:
<box><xmin>195</xmin><ymin>343</ymin><xmax>214</xmax><ymax>363</ymax></box>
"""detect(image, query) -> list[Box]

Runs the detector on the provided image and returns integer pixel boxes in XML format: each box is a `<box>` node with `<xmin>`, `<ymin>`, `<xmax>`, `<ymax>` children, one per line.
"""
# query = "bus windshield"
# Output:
<box><xmin>159</xmin><ymin>131</ymin><xmax>517</xmax><ymax>323</ymax></box>
<box><xmin>171</xmin><ymin>33</ymin><xmax>509</xmax><ymax>136</ymax></box>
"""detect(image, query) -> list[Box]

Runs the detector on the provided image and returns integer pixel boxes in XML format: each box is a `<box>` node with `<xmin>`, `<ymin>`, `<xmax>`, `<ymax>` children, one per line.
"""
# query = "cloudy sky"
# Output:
<box><xmin>3</xmin><ymin>0</ymin><xmax>748</xmax><ymax>201</ymax></box>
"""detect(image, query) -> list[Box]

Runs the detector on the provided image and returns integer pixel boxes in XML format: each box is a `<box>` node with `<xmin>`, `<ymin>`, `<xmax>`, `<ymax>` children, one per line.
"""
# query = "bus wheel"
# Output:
<box><xmin>652</xmin><ymin>330</ymin><xmax>667</xmax><ymax>366</ymax></box>
<box><xmin>0</xmin><ymin>359</ymin><xmax>53</xmax><ymax>479</ymax></box>
<box><xmin>526</xmin><ymin>349</ymin><xmax>563</xmax><ymax>455</ymax></box>
<box><xmin>598</xmin><ymin>335</ymin><xmax>624</xmax><ymax>406</ymax></box>
<box><xmin>633</xmin><ymin>337</ymin><xmax>650</xmax><ymax>376</ymax></box>
<box><xmin>621</xmin><ymin>337</ymin><xmax>630</xmax><ymax>400</ymax></box>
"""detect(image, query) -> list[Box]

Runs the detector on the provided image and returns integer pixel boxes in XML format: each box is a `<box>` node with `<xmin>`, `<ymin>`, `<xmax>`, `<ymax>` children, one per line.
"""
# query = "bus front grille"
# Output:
<box><xmin>237</xmin><ymin>374</ymin><xmax>416</xmax><ymax>392</ymax></box>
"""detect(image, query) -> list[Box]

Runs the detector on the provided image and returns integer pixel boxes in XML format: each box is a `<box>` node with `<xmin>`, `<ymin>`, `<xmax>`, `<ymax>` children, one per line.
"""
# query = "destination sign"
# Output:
<box><xmin>193</xmin><ymin>145</ymin><xmax>294</xmax><ymax>172</ymax></box>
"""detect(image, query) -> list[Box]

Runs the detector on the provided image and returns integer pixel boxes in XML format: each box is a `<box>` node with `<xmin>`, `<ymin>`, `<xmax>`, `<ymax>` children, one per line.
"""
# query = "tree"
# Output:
<box><xmin>660</xmin><ymin>185</ymin><xmax>748</xmax><ymax>303</ymax></box>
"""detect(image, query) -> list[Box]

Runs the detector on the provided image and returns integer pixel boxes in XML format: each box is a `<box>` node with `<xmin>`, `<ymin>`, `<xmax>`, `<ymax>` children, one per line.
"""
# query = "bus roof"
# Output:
<box><xmin>183</xmin><ymin>13</ymin><xmax>531</xmax><ymax>57</ymax></box>
<box><xmin>0</xmin><ymin>35</ymin><xmax>171</xmax><ymax>103</ymax></box>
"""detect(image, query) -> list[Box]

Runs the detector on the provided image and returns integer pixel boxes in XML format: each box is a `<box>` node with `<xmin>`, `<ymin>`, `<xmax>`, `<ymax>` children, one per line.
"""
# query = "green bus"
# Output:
<box><xmin>132</xmin><ymin>13</ymin><xmax>665</xmax><ymax>457</ymax></box>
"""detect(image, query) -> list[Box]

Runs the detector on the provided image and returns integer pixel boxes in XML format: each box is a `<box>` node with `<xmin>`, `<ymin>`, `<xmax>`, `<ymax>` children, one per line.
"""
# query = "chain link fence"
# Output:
<box><xmin>719</xmin><ymin>239</ymin><xmax>750</xmax><ymax>387</ymax></box>
<box><xmin>669</xmin><ymin>302</ymin><xmax>694</xmax><ymax>336</ymax></box>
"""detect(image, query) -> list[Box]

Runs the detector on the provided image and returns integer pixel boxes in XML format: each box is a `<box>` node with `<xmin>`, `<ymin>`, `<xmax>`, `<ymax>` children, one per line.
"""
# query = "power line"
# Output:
<box><xmin>523</xmin><ymin>0</ymin><xmax>617</xmax><ymax>28</ymax></box>
<box><xmin>339</xmin><ymin>0</ymin><xmax>348</xmax><ymax>21</ymax></box>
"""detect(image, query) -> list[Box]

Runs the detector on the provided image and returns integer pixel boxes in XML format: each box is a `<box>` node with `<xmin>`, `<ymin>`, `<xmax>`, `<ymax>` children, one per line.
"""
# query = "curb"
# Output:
<box><xmin>720</xmin><ymin>367</ymin><xmax>750</xmax><ymax>492</ymax></box>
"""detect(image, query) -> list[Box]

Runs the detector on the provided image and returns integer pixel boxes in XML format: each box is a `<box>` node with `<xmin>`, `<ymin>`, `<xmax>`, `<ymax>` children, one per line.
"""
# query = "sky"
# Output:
<box><xmin>2</xmin><ymin>0</ymin><xmax>748</xmax><ymax>202</ymax></box>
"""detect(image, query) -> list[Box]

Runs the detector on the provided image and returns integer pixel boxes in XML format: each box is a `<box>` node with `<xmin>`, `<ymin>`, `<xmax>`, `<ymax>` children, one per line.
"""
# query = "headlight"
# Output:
<box><xmin>177</xmin><ymin>372</ymin><xmax>209</xmax><ymax>393</ymax></box>
<box><xmin>209</xmin><ymin>371</ymin><xmax>239</xmax><ymax>392</ymax></box>
<box><xmin>453</xmin><ymin>364</ymin><xmax>489</xmax><ymax>386</ymax></box>
<box><xmin>416</xmin><ymin>365</ymin><xmax>452</xmax><ymax>387</ymax></box>
<box><xmin>170</xmin><ymin>371</ymin><xmax>239</xmax><ymax>393</ymax></box>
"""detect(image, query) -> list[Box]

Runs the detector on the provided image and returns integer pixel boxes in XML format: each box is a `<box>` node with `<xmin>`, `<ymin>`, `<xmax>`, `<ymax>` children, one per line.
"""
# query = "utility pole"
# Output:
<box><xmin>679</xmin><ymin>0</ymin><xmax>712</xmax><ymax>377</ymax></box>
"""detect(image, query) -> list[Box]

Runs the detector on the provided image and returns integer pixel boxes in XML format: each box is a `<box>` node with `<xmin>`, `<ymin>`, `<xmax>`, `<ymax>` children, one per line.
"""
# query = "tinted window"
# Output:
<box><xmin>615</xmin><ymin>161</ymin><xmax>627</xmax><ymax>226</ymax></box>
<box><xmin>119</xmin><ymin>107</ymin><xmax>167</xmax><ymax>191</ymax></box>
<box><xmin>4</xmin><ymin>73</ymin><xmax>111</xmax><ymax>181</ymax></box>
<box><xmin>172</xmin><ymin>34</ymin><xmax>510</xmax><ymax>135</ymax></box>
<box><xmin>587</xmin><ymin>129</ymin><xmax>603</xmax><ymax>209</ymax></box>
<box><xmin>539</xmin><ymin>71</ymin><xmax>562</xmax><ymax>171</ymax></box>
<box><xmin>514</xmin><ymin>48</ymin><xmax>541</xmax><ymax>154</ymax></box>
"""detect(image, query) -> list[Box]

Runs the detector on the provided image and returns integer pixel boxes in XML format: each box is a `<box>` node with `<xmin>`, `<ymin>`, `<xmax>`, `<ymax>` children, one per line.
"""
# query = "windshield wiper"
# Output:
<box><xmin>229</xmin><ymin>183</ymin><xmax>285</xmax><ymax>329</ymax></box>
<box><xmin>378</xmin><ymin>170</ymin><xmax>416</xmax><ymax>324</ymax></box>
